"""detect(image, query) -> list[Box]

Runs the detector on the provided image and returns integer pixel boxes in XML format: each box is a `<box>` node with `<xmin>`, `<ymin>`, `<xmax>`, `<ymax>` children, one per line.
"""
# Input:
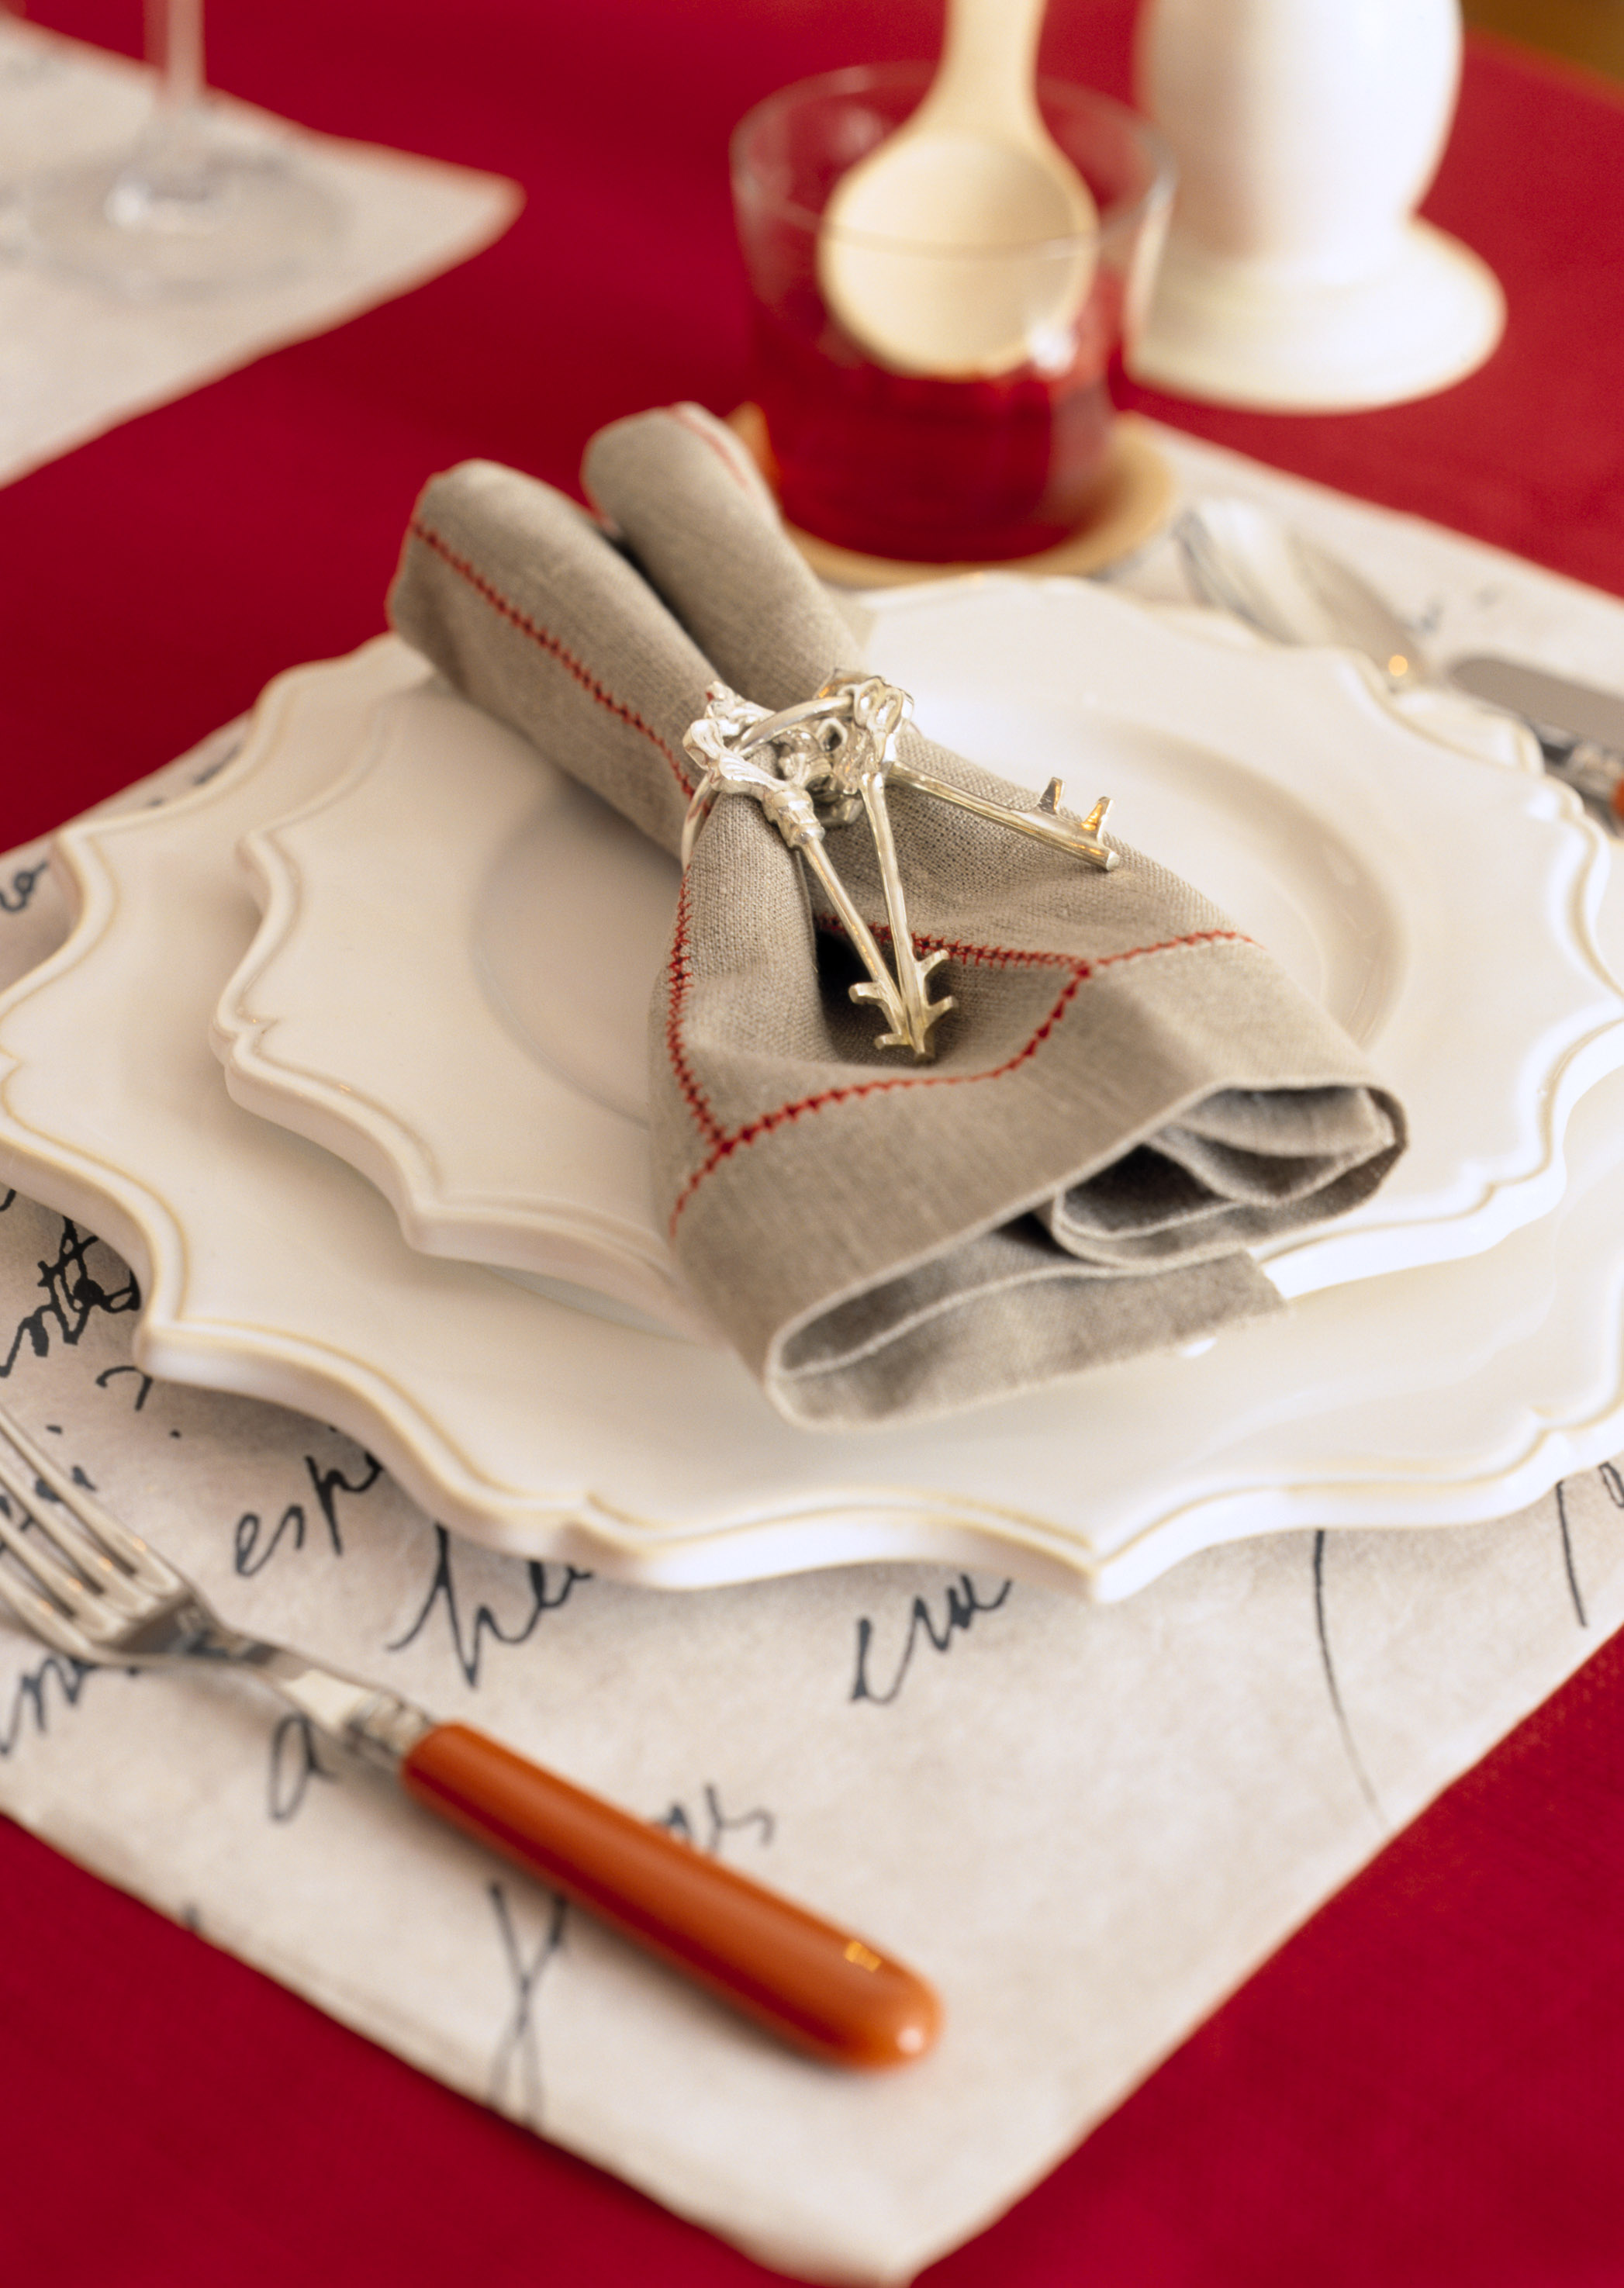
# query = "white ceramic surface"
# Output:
<box><xmin>867</xmin><ymin>580</ymin><xmax>1623</xmax><ymax>1298</ymax></box>
<box><xmin>216</xmin><ymin>679</ymin><xmax>710</xmax><ymax>1341</ymax></box>
<box><xmin>5</xmin><ymin>616</ymin><xmax>1624</xmax><ymax>1598</ymax></box>
<box><xmin>1130</xmin><ymin>0</ymin><xmax>1505</xmax><ymax>408</ymax></box>
<box><xmin>216</xmin><ymin>582</ymin><xmax>1622</xmax><ymax>1323</ymax></box>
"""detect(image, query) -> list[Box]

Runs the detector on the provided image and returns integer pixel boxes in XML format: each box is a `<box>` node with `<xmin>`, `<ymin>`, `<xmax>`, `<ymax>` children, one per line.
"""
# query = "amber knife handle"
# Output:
<box><xmin>400</xmin><ymin>1722</ymin><xmax>942</xmax><ymax>2069</ymax></box>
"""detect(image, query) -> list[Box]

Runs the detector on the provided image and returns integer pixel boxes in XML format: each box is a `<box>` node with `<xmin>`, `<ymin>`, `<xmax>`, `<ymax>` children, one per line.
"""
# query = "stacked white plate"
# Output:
<box><xmin>2</xmin><ymin>577</ymin><xmax>1622</xmax><ymax>1598</ymax></box>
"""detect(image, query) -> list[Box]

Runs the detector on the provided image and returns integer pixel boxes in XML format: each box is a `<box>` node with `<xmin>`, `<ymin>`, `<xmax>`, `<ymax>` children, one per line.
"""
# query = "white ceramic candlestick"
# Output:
<box><xmin>1128</xmin><ymin>0</ymin><xmax>1505</xmax><ymax>410</ymax></box>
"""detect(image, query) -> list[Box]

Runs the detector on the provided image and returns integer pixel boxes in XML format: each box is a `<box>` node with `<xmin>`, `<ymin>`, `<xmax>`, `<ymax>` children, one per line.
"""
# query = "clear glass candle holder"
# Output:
<box><xmin>731</xmin><ymin>66</ymin><xmax>1174</xmax><ymax>565</ymax></box>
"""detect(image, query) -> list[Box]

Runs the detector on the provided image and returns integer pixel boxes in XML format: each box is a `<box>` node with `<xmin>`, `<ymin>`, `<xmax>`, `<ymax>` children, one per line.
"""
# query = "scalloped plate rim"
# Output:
<box><xmin>211</xmin><ymin>580</ymin><xmax>1622</xmax><ymax>1320</ymax></box>
<box><xmin>1</xmin><ymin>626</ymin><xmax>1622</xmax><ymax>1600</ymax></box>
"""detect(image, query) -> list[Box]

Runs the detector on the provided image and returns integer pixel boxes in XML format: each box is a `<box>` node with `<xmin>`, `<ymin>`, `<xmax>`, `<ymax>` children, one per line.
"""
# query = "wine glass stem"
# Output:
<box><xmin>150</xmin><ymin>0</ymin><xmax>204</xmax><ymax>114</ymax></box>
<box><xmin>135</xmin><ymin>0</ymin><xmax>209</xmax><ymax>188</ymax></box>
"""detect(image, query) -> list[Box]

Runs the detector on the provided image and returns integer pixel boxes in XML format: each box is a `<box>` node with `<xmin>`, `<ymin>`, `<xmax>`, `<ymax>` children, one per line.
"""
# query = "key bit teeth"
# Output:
<box><xmin>906</xmin><ymin>987</ymin><xmax>958</xmax><ymax>1055</ymax></box>
<box><xmin>849</xmin><ymin>979</ymin><xmax>910</xmax><ymax>1029</ymax></box>
<box><xmin>1038</xmin><ymin>777</ymin><xmax>1063</xmax><ymax>815</ymax></box>
<box><xmin>882</xmin><ymin>1026</ymin><xmax>943</xmax><ymax>1062</ymax></box>
<box><xmin>852</xmin><ymin>980</ymin><xmax>954</xmax><ymax>1060</ymax></box>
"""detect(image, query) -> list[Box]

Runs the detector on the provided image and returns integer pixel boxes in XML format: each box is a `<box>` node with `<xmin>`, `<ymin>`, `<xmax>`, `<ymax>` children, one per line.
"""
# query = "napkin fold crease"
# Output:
<box><xmin>389</xmin><ymin>403</ymin><xmax>1404</xmax><ymax>1427</ymax></box>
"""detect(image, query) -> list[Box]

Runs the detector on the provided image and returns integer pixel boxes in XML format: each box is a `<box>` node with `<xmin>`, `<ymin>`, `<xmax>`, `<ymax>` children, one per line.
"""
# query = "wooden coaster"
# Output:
<box><xmin>726</xmin><ymin>405</ymin><xmax>1177</xmax><ymax>588</ymax></box>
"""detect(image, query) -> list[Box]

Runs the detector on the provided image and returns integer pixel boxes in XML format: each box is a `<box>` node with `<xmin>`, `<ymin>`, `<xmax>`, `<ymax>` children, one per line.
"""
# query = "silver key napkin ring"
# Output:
<box><xmin>682</xmin><ymin>669</ymin><xmax>1117</xmax><ymax>1061</ymax></box>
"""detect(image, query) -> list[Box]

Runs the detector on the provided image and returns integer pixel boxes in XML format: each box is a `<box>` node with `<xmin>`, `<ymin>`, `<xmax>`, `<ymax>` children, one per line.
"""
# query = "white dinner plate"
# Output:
<box><xmin>213</xmin><ymin>578</ymin><xmax>1621</xmax><ymax>1331</ymax></box>
<box><xmin>2</xmin><ymin>620</ymin><xmax>1624</xmax><ymax>1599</ymax></box>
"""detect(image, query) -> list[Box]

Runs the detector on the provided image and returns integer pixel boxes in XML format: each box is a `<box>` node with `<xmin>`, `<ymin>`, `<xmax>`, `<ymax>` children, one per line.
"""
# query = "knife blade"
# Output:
<box><xmin>1447</xmin><ymin>655</ymin><xmax>1624</xmax><ymax>823</ymax></box>
<box><xmin>1448</xmin><ymin>655</ymin><xmax>1624</xmax><ymax>752</ymax></box>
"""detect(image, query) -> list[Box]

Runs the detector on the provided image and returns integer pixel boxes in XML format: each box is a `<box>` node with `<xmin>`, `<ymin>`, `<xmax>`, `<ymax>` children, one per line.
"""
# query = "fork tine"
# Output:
<box><xmin>0</xmin><ymin>1497</ymin><xmax>95</xmax><ymax>1611</ymax></box>
<box><xmin>0</xmin><ymin>1439</ymin><xmax>117</xmax><ymax>1574</ymax></box>
<box><xmin>0</xmin><ymin>1502</ymin><xmax>142</xmax><ymax>1653</ymax></box>
<box><xmin>0</xmin><ymin>1406</ymin><xmax>181</xmax><ymax>1594</ymax></box>
<box><xmin>0</xmin><ymin>1560</ymin><xmax>95</xmax><ymax>1663</ymax></box>
<box><xmin>0</xmin><ymin>1442</ymin><xmax>154</xmax><ymax>1622</ymax></box>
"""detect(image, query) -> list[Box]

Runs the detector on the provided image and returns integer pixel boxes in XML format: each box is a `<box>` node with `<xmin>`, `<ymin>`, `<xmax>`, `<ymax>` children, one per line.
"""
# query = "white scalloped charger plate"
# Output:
<box><xmin>216</xmin><ymin>674</ymin><xmax>710</xmax><ymax>1340</ymax></box>
<box><xmin>213</xmin><ymin>578</ymin><xmax>1622</xmax><ymax>1328</ymax></box>
<box><xmin>3</xmin><ymin>623</ymin><xmax>1624</xmax><ymax>1600</ymax></box>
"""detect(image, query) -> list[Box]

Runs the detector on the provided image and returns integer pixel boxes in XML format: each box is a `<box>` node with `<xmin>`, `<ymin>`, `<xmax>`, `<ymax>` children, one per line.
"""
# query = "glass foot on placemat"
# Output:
<box><xmin>18</xmin><ymin>139</ymin><xmax>340</xmax><ymax>298</ymax></box>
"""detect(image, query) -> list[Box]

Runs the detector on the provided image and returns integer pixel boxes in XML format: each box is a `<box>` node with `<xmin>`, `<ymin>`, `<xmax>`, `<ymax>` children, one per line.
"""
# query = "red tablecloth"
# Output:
<box><xmin>3</xmin><ymin>5</ymin><xmax>1623</xmax><ymax>2281</ymax></box>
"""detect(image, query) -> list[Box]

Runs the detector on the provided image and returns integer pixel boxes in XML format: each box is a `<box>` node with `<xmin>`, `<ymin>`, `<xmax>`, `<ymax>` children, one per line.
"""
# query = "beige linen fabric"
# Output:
<box><xmin>389</xmin><ymin>405</ymin><xmax>1403</xmax><ymax>1426</ymax></box>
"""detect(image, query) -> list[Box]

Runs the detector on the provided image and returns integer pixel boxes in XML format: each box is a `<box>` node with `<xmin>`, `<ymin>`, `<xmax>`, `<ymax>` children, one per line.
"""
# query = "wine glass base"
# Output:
<box><xmin>18</xmin><ymin>142</ymin><xmax>341</xmax><ymax>298</ymax></box>
<box><xmin>0</xmin><ymin>22</ymin><xmax>57</xmax><ymax>88</ymax></box>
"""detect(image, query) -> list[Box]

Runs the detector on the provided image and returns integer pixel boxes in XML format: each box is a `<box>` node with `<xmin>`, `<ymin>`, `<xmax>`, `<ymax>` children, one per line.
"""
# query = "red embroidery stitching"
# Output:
<box><xmin>666</xmin><ymin>927</ymin><xmax>1256</xmax><ymax>1232</ymax></box>
<box><xmin>815</xmin><ymin>911</ymin><xmax>1069</xmax><ymax>973</ymax></box>
<box><xmin>409</xmin><ymin>520</ymin><xmax>691</xmax><ymax>796</ymax></box>
<box><xmin>663</xmin><ymin>875</ymin><xmax>724</xmax><ymax>1147</ymax></box>
<box><xmin>664</xmin><ymin>403</ymin><xmax>758</xmax><ymax>496</ymax></box>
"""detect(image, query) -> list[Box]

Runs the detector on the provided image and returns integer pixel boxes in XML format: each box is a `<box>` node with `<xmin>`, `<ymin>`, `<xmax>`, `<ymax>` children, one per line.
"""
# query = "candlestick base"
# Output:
<box><xmin>1128</xmin><ymin>219</ymin><xmax>1505</xmax><ymax>412</ymax></box>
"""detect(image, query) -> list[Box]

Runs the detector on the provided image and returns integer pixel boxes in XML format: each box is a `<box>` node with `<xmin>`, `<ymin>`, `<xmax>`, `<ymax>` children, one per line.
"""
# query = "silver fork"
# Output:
<box><xmin>0</xmin><ymin>1402</ymin><xmax>938</xmax><ymax>2070</ymax></box>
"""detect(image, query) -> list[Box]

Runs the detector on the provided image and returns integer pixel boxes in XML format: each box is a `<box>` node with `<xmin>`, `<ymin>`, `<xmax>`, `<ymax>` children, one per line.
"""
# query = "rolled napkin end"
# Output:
<box><xmin>771</xmin><ymin>1225</ymin><xmax>1288</xmax><ymax>1430</ymax></box>
<box><xmin>389</xmin><ymin>458</ymin><xmax>711</xmax><ymax>860</ymax></box>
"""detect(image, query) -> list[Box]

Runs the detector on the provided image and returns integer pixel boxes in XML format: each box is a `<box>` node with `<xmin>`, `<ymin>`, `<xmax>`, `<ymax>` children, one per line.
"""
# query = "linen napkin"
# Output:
<box><xmin>388</xmin><ymin>404</ymin><xmax>1404</xmax><ymax>1427</ymax></box>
